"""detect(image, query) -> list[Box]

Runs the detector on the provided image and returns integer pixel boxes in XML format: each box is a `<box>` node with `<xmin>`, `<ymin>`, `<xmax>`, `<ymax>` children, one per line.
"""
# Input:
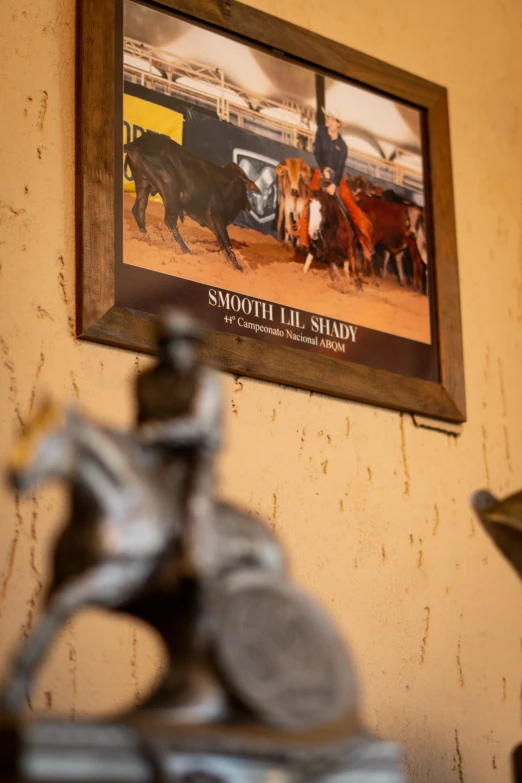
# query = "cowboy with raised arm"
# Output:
<box><xmin>135</xmin><ymin>310</ymin><xmax>222</xmax><ymax>578</ymax></box>
<box><xmin>299</xmin><ymin>108</ymin><xmax>373</xmax><ymax>265</ymax></box>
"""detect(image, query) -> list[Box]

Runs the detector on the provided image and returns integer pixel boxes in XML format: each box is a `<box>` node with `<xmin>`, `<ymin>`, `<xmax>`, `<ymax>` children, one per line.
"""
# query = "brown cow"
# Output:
<box><xmin>357</xmin><ymin>193</ymin><xmax>424</xmax><ymax>292</ymax></box>
<box><xmin>275</xmin><ymin>158</ymin><xmax>312</xmax><ymax>248</ymax></box>
<box><xmin>406</xmin><ymin>206</ymin><xmax>427</xmax><ymax>266</ymax></box>
<box><xmin>351</xmin><ymin>175</ymin><xmax>384</xmax><ymax>199</ymax></box>
<box><xmin>353</xmin><ymin>184</ymin><xmax>427</xmax><ymax>277</ymax></box>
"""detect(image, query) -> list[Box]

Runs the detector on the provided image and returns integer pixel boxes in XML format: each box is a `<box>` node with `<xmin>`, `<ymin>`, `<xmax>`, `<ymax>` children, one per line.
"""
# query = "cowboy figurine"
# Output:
<box><xmin>299</xmin><ymin>108</ymin><xmax>373</xmax><ymax>266</ymax></box>
<box><xmin>135</xmin><ymin>310</ymin><xmax>222</xmax><ymax>578</ymax></box>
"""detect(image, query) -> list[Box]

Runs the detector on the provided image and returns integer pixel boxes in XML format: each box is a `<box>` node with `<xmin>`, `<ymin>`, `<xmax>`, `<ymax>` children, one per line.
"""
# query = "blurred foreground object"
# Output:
<box><xmin>0</xmin><ymin>310</ymin><xmax>404</xmax><ymax>782</ymax></box>
<box><xmin>472</xmin><ymin>488</ymin><xmax>522</xmax><ymax>783</ymax></box>
<box><xmin>471</xmin><ymin>489</ymin><xmax>522</xmax><ymax>580</ymax></box>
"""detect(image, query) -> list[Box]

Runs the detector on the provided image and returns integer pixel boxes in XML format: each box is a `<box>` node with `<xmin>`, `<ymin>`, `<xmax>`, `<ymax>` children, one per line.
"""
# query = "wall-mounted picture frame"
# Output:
<box><xmin>76</xmin><ymin>0</ymin><xmax>466</xmax><ymax>423</ymax></box>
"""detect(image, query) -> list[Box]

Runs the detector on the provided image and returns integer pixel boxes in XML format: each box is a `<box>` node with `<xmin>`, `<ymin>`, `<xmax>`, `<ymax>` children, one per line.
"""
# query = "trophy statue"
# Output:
<box><xmin>0</xmin><ymin>310</ymin><xmax>404</xmax><ymax>783</ymax></box>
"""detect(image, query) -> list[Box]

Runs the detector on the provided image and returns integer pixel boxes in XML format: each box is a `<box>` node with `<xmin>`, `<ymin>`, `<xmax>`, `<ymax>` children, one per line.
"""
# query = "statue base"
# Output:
<box><xmin>0</xmin><ymin>714</ymin><xmax>404</xmax><ymax>783</ymax></box>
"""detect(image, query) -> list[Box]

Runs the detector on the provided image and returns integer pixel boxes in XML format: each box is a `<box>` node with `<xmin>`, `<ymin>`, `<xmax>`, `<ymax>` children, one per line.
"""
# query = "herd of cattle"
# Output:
<box><xmin>124</xmin><ymin>131</ymin><xmax>428</xmax><ymax>294</ymax></box>
<box><xmin>276</xmin><ymin>159</ymin><xmax>427</xmax><ymax>294</ymax></box>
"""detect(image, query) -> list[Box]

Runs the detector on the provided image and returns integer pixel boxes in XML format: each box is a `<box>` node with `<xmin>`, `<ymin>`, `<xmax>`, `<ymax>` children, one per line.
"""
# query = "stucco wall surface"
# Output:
<box><xmin>1</xmin><ymin>0</ymin><xmax>522</xmax><ymax>780</ymax></box>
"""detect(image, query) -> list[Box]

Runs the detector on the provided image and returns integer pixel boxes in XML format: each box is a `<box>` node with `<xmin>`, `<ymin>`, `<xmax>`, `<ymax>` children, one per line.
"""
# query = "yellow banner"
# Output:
<box><xmin>123</xmin><ymin>94</ymin><xmax>184</xmax><ymax>196</ymax></box>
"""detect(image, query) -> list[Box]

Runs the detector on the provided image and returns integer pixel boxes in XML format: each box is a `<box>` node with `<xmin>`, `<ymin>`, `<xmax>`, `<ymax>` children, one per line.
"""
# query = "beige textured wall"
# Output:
<box><xmin>1</xmin><ymin>0</ymin><xmax>522</xmax><ymax>780</ymax></box>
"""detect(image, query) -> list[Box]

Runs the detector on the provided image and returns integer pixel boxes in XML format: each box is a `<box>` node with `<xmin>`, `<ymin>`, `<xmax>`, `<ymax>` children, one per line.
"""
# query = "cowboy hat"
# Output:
<box><xmin>322</xmin><ymin>107</ymin><xmax>342</xmax><ymax>123</ymax></box>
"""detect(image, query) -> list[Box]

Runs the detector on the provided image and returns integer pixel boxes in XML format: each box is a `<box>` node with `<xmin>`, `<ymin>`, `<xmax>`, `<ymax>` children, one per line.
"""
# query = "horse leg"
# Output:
<box><xmin>329</xmin><ymin>261</ymin><xmax>341</xmax><ymax>282</ymax></box>
<box><xmin>303</xmin><ymin>253</ymin><xmax>314</xmax><ymax>273</ymax></box>
<box><xmin>343</xmin><ymin>252</ymin><xmax>355</xmax><ymax>280</ymax></box>
<box><xmin>352</xmin><ymin>233</ymin><xmax>372</xmax><ymax>278</ymax></box>
<box><xmin>354</xmin><ymin>241</ymin><xmax>369</xmax><ymax>277</ymax></box>
<box><xmin>0</xmin><ymin>608</ymin><xmax>65</xmax><ymax>714</ymax></box>
<box><xmin>381</xmin><ymin>249</ymin><xmax>392</xmax><ymax>279</ymax></box>
<box><xmin>344</xmin><ymin>236</ymin><xmax>359</xmax><ymax>279</ymax></box>
<box><xmin>361</xmin><ymin>244</ymin><xmax>373</xmax><ymax>277</ymax></box>
<box><xmin>348</xmin><ymin>238</ymin><xmax>364</xmax><ymax>290</ymax></box>
<box><xmin>0</xmin><ymin>559</ymin><xmax>155</xmax><ymax>715</ymax></box>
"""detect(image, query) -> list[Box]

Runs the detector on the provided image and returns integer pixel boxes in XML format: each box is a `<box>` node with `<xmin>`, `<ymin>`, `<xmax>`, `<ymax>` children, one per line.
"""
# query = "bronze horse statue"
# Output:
<box><xmin>2</xmin><ymin>400</ymin><xmax>357</xmax><ymax>733</ymax></box>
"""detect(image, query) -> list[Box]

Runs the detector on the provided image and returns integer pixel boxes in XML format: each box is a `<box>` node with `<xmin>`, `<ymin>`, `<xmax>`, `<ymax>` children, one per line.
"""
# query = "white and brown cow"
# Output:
<box><xmin>275</xmin><ymin>158</ymin><xmax>312</xmax><ymax>248</ymax></box>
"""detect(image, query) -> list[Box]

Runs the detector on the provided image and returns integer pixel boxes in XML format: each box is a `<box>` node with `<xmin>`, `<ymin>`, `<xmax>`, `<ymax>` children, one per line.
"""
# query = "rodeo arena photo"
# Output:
<box><xmin>122</xmin><ymin>0</ymin><xmax>431</xmax><ymax>345</ymax></box>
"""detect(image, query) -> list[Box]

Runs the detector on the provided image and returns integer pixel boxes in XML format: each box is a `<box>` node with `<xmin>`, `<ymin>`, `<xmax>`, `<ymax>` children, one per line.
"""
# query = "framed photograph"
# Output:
<box><xmin>77</xmin><ymin>0</ymin><xmax>466</xmax><ymax>422</ymax></box>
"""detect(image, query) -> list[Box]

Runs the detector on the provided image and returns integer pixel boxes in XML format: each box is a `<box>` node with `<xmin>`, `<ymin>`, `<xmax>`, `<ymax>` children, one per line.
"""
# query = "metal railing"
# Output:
<box><xmin>123</xmin><ymin>37</ymin><xmax>423</xmax><ymax>194</ymax></box>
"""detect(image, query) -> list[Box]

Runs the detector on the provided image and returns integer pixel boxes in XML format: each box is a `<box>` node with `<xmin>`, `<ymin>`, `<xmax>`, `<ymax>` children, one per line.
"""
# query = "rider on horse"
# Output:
<box><xmin>298</xmin><ymin>108</ymin><xmax>373</xmax><ymax>267</ymax></box>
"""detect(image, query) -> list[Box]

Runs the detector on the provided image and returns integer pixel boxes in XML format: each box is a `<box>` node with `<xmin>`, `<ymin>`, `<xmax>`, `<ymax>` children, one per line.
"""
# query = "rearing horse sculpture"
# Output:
<box><xmin>2</xmin><ymin>400</ymin><xmax>289</xmax><ymax>722</ymax></box>
<box><xmin>2</xmin><ymin>399</ymin><xmax>358</xmax><ymax>733</ymax></box>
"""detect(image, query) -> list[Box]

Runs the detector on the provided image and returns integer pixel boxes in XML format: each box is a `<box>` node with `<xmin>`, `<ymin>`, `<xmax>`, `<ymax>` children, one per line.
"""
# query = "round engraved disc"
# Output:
<box><xmin>212</xmin><ymin>572</ymin><xmax>357</xmax><ymax>730</ymax></box>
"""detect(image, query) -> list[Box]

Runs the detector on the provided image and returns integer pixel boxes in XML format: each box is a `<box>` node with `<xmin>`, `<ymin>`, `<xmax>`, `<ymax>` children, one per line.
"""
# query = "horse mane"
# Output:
<box><xmin>63</xmin><ymin>413</ymin><xmax>154</xmax><ymax>496</ymax></box>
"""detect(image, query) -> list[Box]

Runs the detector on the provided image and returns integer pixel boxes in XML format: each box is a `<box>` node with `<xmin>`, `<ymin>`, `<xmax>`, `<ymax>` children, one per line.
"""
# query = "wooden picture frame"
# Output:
<box><xmin>76</xmin><ymin>0</ymin><xmax>466</xmax><ymax>423</ymax></box>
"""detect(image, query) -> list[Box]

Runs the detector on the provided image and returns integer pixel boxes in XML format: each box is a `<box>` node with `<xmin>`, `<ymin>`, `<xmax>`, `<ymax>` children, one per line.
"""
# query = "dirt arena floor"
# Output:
<box><xmin>123</xmin><ymin>193</ymin><xmax>431</xmax><ymax>344</ymax></box>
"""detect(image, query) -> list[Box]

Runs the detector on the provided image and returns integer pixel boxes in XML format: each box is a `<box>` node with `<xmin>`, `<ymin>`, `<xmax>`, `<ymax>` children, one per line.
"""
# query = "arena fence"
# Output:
<box><xmin>123</xmin><ymin>37</ymin><xmax>424</xmax><ymax>195</ymax></box>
